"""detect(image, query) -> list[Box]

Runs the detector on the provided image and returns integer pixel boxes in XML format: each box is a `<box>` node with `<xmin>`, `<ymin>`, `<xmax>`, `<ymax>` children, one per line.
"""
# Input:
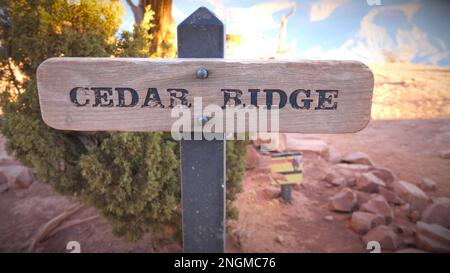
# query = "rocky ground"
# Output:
<box><xmin>0</xmin><ymin>62</ymin><xmax>450</xmax><ymax>252</ymax></box>
<box><xmin>229</xmin><ymin>124</ymin><xmax>450</xmax><ymax>253</ymax></box>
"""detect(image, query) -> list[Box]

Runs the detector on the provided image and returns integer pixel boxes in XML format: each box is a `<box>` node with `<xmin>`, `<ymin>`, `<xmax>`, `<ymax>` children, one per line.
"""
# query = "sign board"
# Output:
<box><xmin>34</xmin><ymin>6</ymin><xmax>374</xmax><ymax>253</ymax></box>
<box><xmin>271</xmin><ymin>152</ymin><xmax>303</xmax><ymax>185</ymax></box>
<box><xmin>37</xmin><ymin>58</ymin><xmax>374</xmax><ymax>133</ymax></box>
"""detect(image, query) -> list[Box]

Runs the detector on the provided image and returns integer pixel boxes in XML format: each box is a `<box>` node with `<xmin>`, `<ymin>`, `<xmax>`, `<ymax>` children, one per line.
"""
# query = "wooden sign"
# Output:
<box><xmin>37</xmin><ymin>57</ymin><xmax>374</xmax><ymax>133</ymax></box>
<box><xmin>271</xmin><ymin>152</ymin><xmax>303</xmax><ymax>185</ymax></box>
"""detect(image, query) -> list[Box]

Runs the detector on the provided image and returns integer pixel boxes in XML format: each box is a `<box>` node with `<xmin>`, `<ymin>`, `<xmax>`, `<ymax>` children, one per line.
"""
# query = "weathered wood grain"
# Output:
<box><xmin>36</xmin><ymin>57</ymin><xmax>374</xmax><ymax>133</ymax></box>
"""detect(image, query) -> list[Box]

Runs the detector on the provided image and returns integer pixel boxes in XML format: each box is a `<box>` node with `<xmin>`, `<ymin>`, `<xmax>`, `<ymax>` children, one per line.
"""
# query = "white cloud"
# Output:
<box><xmin>189</xmin><ymin>0</ymin><xmax>293</xmax><ymax>35</ymax></box>
<box><xmin>396</xmin><ymin>26</ymin><xmax>449</xmax><ymax>65</ymax></box>
<box><xmin>300</xmin><ymin>2</ymin><xmax>450</xmax><ymax>66</ymax></box>
<box><xmin>309</xmin><ymin>0</ymin><xmax>351</xmax><ymax>22</ymax></box>
<box><xmin>189</xmin><ymin>0</ymin><xmax>229</xmax><ymax>18</ymax></box>
<box><xmin>172</xmin><ymin>3</ymin><xmax>187</xmax><ymax>22</ymax></box>
<box><xmin>191</xmin><ymin>0</ymin><xmax>229</xmax><ymax>9</ymax></box>
<box><xmin>218</xmin><ymin>1</ymin><xmax>295</xmax><ymax>35</ymax></box>
<box><xmin>192</xmin><ymin>0</ymin><xmax>297</xmax><ymax>59</ymax></box>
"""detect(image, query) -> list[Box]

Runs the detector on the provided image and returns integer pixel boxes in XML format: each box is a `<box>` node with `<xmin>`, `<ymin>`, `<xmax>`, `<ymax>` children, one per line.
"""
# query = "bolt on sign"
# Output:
<box><xmin>37</xmin><ymin>58</ymin><xmax>374</xmax><ymax>134</ymax></box>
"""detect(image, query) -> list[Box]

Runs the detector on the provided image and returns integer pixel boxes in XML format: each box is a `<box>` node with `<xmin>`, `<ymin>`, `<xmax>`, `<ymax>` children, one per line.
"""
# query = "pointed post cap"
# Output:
<box><xmin>177</xmin><ymin>7</ymin><xmax>225</xmax><ymax>58</ymax></box>
<box><xmin>178</xmin><ymin>7</ymin><xmax>223</xmax><ymax>26</ymax></box>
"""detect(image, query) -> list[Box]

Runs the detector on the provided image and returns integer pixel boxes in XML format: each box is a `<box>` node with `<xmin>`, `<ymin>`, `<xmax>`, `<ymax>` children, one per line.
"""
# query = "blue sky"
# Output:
<box><xmin>121</xmin><ymin>0</ymin><xmax>450</xmax><ymax>66</ymax></box>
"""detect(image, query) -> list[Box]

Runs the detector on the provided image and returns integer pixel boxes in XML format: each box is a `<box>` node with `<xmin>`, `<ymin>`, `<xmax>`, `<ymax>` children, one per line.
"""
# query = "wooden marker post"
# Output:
<box><xmin>177</xmin><ymin>7</ymin><xmax>226</xmax><ymax>253</ymax></box>
<box><xmin>36</xmin><ymin>7</ymin><xmax>374</xmax><ymax>254</ymax></box>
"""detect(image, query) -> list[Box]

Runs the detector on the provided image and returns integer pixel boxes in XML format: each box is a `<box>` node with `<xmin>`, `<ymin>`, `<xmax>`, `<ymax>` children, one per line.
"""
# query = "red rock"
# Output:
<box><xmin>330</xmin><ymin>177</ymin><xmax>347</xmax><ymax>187</ymax></box>
<box><xmin>360</xmin><ymin>195</ymin><xmax>394</xmax><ymax>224</ymax></box>
<box><xmin>421</xmin><ymin>203</ymin><xmax>450</xmax><ymax>229</ymax></box>
<box><xmin>343</xmin><ymin>152</ymin><xmax>373</xmax><ymax>166</ymax></box>
<box><xmin>328</xmin><ymin>188</ymin><xmax>357</xmax><ymax>213</ymax></box>
<box><xmin>0</xmin><ymin>171</ymin><xmax>8</xmax><ymax>184</ymax></box>
<box><xmin>356</xmin><ymin>172</ymin><xmax>386</xmax><ymax>193</ymax></box>
<box><xmin>409</xmin><ymin>210</ymin><xmax>421</xmax><ymax>223</ymax></box>
<box><xmin>394</xmin><ymin>203</ymin><xmax>411</xmax><ymax>220</ymax></box>
<box><xmin>346</xmin><ymin>177</ymin><xmax>356</xmax><ymax>187</ymax></box>
<box><xmin>432</xmin><ymin>197</ymin><xmax>450</xmax><ymax>207</ymax></box>
<box><xmin>323</xmin><ymin>171</ymin><xmax>339</xmax><ymax>183</ymax></box>
<box><xmin>246</xmin><ymin>145</ymin><xmax>261</xmax><ymax>169</ymax></box>
<box><xmin>253</xmin><ymin>133</ymin><xmax>271</xmax><ymax>147</ymax></box>
<box><xmin>393</xmin><ymin>218</ymin><xmax>416</xmax><ymax>237</ymax></box>
<box><xmin>333</xmin><ymin>167</ymin><xmax>357</xmax><ymax>187</ymax></box>
<box><xmin>356</xmin><ymin>191</ymin><xmax>371</xmax><ymax>208</ymax></box>
<box><xmin>0</xmin><ymin>183</ymin><xmax>9</xmax><ymax>193</ymax></box>
<box><xmin>420</xmin><ymin>178</ymin><xmax>437</xmax><ymax>191</ymax></box>
<box><xmin>363</xmin><ymin>225</ymin><xmax>400</xmax><ymax>251</ymax></box>
<box><xmin>335</xmin><ymin>163</ymin><xmax>372</xmax><ymax>172</ymax></box>
<box><xmin>400</xmin><ymin>236</ymin><xmax>417</xmax><ymax>248</ymax></box>
<box><xmin>336</xmin><ymin>167</ymin><xmax>357</xmax><ymax>179</ymax></box>
<box><xmin>371</xmin><ymin>167</ymin><xmax>396</xmax><ymax>187</ymax></box>
<box><xmin>439</xmin><ymin>149</ymin><xmax>450</xmax><ymax>159</ymax></box>
<box><xmin>0</xmin><ymin>166</ymin><xmax>34</xmax><ymax>189</ymax></box>
<box><xmin>256</xmin><ymin>133</ymin><xmax>286</xmax><ymax>152</ymax></box>
<box><xmin>323</xmin><ymin>169</ymin><xmax>354</xmax><ymax>188</ymax></box>
<box><xmin>323</xmin><ymin>171</ymin><xmax>346</xmax><ymax>187</ymax></box>
<box><xmin>275</xmin><ymin>235</ymin><xmax>284</xmax><ymax>245</ymax></box>
<box><xmin>378</xmin><ymin>187</ymin><xmax>403</xmax><ymax>205</ymax></box>
<box><xmin>416</xmin><ymin>221</ymin><xmax>450</xmax><ymax>252</ymax></box>
<box><xmin>0</xmin><ymin>155</ymin><xmax>16</xmax><ymax>166</ymax></box>
<box><xmin>285</xmin><ymin>136</ymin><xmax>328</xmax><ymax>158</ymax></box>
<box><xmin>350</xmin><ymin>211</ymin><xmax>385</xmax><ymax>234</ymax></box>
<box><xmin>327</xmin><ymin>145</ymin><xmax>342</xmax><ymax>164</ymax></box>
<box><xmin>393</xmin><ymin>180</ymin><xmax>430</xmax><ymax>213</ymax></box>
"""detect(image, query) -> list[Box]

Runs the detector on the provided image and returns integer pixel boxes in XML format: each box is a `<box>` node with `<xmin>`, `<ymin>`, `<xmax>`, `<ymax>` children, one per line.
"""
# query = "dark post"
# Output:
<box><xmin>280</xmin><ymin>184</ymin><xmax>292</xmax><ymax>204</ymax></box>
<box><xmin>177</xmin><ymin>7</ymin><xmax>226</xmax><ymax>253</ymax></box>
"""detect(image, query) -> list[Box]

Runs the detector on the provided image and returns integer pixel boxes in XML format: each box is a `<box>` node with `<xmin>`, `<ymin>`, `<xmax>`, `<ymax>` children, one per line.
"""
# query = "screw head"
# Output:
<box><xmin>196</xmin><ymin>67</ymin><xmax>208</xmax><ymax>79</ymax></box>
<box><xmin>196</xmin><ymin>115</ymin><xmax>210</xmax><ymax>125</ymax></box>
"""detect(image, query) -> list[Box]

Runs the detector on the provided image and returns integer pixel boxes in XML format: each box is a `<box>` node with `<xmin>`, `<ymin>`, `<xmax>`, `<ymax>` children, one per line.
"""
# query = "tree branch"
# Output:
<box><xmin>125</xmin><ymin>0</ymin><xmax>145</xmax><ymax>24</ymax></box>
<box><xmin>277</xmin><ymin>3</ymin><xmax>297</xmax><ymax>55</ymax></box>
<box><xmin>6</xmin><ymin>59</ymin><xmax>21</xmax><ymax>94</ymax></box>
<box><xmin>125</xmin><ymin>0</ymin><xmax>136</xmax><ymax>9</ymax></box>
<box><xmin>28</xmin><ymin>204</ymin><xmax>85</xmax><ymax>252</ymax></box>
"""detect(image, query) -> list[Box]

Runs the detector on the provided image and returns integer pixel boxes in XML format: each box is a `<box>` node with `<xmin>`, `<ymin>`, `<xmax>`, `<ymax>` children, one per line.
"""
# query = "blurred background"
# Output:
<box><xmin>0</xmin><ymin>0</ymin><xmax>449</xmax><ymax>253</ymax></box>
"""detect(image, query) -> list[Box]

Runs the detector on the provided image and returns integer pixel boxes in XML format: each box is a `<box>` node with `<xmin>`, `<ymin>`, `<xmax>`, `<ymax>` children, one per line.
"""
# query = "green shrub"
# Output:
<box><xmin>0</xmin><ymin>0</ymin><xmax>246</xmax><ymax>242</ymax></box>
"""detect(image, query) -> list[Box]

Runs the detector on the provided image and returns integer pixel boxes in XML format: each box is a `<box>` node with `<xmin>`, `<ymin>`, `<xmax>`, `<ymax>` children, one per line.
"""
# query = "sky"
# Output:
<box><xmin>121</xmin><ymin>0</ymin><xmax>450</xmax><ymax>67</ymax></box>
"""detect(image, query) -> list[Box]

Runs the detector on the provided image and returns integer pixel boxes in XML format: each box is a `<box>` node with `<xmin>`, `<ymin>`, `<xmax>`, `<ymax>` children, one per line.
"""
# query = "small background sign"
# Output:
<box><xmin>271</xmin><ymin>152</ymin><xmax>303</xmax><ymax>185</ymax></box>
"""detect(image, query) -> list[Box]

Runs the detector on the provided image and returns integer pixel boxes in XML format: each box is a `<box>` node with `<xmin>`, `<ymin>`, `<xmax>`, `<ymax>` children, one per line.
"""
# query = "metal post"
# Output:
<box><xmin>280</xmin><ymin>184</ymin><xmax>292</xmax><ymax>204</ymax></box>
<box><xmin>178</xmin><ymin>7</ymin><xmax>226</xmax><ymax>253</ymax></box>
